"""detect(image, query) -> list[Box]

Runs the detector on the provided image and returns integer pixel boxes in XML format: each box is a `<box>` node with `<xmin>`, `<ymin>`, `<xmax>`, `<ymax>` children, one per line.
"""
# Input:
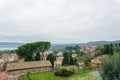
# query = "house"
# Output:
<box><xmin>7</xmin><ymin>60</ymin><xmax>52</xmax><ymax>78</ymax></box>
<box><xmin>57</xmin><ymin>52</ymin><xmax>63</xmax><ymax>57</ymax></box>
<box><xmin>91</xmin><ymin>59</ymin><xmax>101</xmax><ymax>67</ymax></box>
<box><xmin>80</xmin><ymin>45</ymin><xmax>98</xmax><ymax>54</ymax></box>
<box><xmin>72</xmin><ymin>54</ymin><xmax>78</xmax><ymax>58</ymax></box>
<box><xmin>91</xmin><ymin>55</ymin><xmax>104</xmax><ymax>67</ymax></box>
<box><xmin>1</xmin><ymin>53</ymin><xmax>18</xmax><ymax>62</ymax></box>
<box><xmin>54</xmin><ymin>57</ymin><xmax>64</xmax><ymax>68</ymax></box>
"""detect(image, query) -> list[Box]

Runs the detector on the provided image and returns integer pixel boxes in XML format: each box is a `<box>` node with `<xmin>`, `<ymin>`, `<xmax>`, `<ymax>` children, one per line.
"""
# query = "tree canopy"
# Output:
<box><xmin>101</xmin><ymin>53</ymin><xmax>120</xmax><ymax>80</ymax></box>
<box><xmin>35</xmin><ymin>52</ymin><xmax>41</xmax><ymax>61</ymax></box>
<box><xmin>16</xmin><ymin>41</ymin><xmax>51</xmax><ymax>61</ymax></box>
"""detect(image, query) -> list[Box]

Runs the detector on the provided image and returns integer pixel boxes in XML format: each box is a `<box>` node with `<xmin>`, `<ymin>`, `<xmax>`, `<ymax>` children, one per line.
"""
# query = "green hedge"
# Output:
<box><xmin>54</xmin><ymin>68</ymin><xmax>75</xmax><ymax>77</ymax></box>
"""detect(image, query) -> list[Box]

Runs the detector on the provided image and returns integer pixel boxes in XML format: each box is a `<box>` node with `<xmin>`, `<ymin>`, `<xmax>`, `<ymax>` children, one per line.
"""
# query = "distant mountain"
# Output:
<box><xmin>51</xmin><ymin>43</ymin><xmax>77</xmax><ymax>50</ymax></box>
<box><xmin>0</xmin><ymin>40</ymin><xmax>120</xmax><ymax>50</ymax></box>
<box><xmin>51</xmin><ymin>40</ymin><xmax>120</xmax><ymax>50</ymax></box>
<box><xmin>80</xmin><ymin>40</ymin><xmax>120</xmax><ymax>46</ymax></box>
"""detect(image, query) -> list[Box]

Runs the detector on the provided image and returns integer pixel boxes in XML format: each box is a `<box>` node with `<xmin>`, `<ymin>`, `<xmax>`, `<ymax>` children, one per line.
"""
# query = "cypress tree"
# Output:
<box><xmin>73</xmin><ymin>58</ymin><xmax>77</xmax><ymax>65</ymax></box>
<box><xmin>115</xmin><ymin>43</ymin><xmax>118</xmax><ymax>47</ymax></box>
<box><xmin>109</xmin><ymin>43</ymin><xmax>114</xmax><ymax>55</ymax></box>
<box><xmin>62</xmin><ymin>52</ymin><xmax>77</xmax><ymax>65</ymax></box>
<box><xmin>103</xmin><ymin>45</ymin><xmax>109</xmax><ymax>55</ymax></box>
<box><xmin>110</xmin><ymin>43</ymin><xmax>113</xmax><ymax>47</ymax></box>
<box><xmin>69</xmin><ymin>57</ymin><xmax>74</xmax><ymax>65</ymax></box>
<box><xmin>46</xmin><ymin>54</ymin><xmax>56</xmax><ymax>67</ymax></box>
<box><xmin>109</xmin><ymin>47</ymin><xmax>114</xmax><ymax>55</ymax></box>
<box><xmin>62</xmin><ymin>52</ymin><xmax>70</xmax><ymax>65</ymax></box>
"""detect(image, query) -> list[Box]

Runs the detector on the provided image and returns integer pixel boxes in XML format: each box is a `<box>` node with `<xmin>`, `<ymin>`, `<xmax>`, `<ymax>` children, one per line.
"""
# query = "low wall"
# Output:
<box><xmin>8</xmin><ymin>66</ymin><xmax>52</xmax><ymax>77</ymax></box>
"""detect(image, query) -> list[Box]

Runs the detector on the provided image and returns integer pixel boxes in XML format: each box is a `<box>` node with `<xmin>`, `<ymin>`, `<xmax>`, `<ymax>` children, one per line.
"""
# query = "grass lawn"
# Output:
<box><xmin>19</xmin><ymin>70</ymin><xmax>100</xmax><ymax>80</ymax></box>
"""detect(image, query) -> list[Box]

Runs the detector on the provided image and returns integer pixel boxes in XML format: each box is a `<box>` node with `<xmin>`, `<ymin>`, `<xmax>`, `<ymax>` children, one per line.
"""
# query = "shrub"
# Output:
<box><xmin>54</xmin><ymin>69</ymin><xmax>62</xmax><ymax>76</ymax></box>
<box><xmin>54</xmin><ymin>68</ymin><xmax>75</xmax><ymax>77</ymax></box>
<box><xmin>100</xmin><ymin>53</ymin><xmax>120</xmax><ymax>80</ymax></box>
<box><xmin>83</xmin><ymin>56</ymin><xmax>92</xmax><ymax>69</ymax></box>
<box><xmin>69</xmin><ymin>68</ymin><xmax>75</xmax><ymax>74</ymax></box>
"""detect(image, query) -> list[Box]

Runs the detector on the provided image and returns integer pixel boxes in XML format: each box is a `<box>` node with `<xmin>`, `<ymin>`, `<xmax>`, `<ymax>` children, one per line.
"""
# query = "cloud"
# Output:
<box><xmin>0</xmin><ymin>0</ymin><xmax>120</xmax><ymax>43</ymax></box>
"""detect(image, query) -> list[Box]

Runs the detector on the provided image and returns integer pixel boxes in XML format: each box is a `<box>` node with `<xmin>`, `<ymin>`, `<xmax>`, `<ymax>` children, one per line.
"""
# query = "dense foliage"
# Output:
<box><xmin>100</xmin><ymin>53</ymin><xmax>120</xmax><ymax>80</ymax></box>
<box><xmin>54</xmin><ymin>68</ymin><xmax>75</xmax><ymax>77</ymax></box>
<box><xmin>46</xmin><ymin>54</ymin><xmax>56</xmax><ymax>67</ymax></box>
<box><xmin>16</xmin><ymin>41</ymin><xmax>51</xmax><ymax>61</ymax></box>
<box><xmin>62</xmin><ymin>52</ymin><xmax>77</xmax><ymax>66</ymax></box>
<box><xmin>94</xmin><ymin>43</ymin><xmax>120</xmax><ymax>56</ymax></box>
<box><xmin>65</xmin><ymin>45</ymin><xmax>84</xmax><ymax>57</ymax></box>
<box><xmin>83</xmin><ymin>56</ymin><xmax>92</xmax><ymax>69</ymax></box>
<box><xmin>35</xmin><ymin>52</ymin><xmax>41</xmax><ymax>61</ymax></box>
<box><xmin>102</xmin><ymin>44</ymin><xmax>114</xmax><ymax>55</ymax></box>
<box><xmin>65</xmin><ymin>45</ymin><xmax>80</xmax><ymax>51</ymax></box>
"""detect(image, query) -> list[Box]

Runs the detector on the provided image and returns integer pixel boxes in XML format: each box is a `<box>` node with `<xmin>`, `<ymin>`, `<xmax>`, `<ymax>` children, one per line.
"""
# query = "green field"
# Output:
<box><xmin>19</xmin><ymin>70</ymin><xmax>100</xmax><ymax>80</ymax></box>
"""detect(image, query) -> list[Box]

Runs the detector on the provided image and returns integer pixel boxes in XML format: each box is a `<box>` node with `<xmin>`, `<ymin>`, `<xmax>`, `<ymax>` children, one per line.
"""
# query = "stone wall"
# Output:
<box><xmin>8</xmin><ymin>66</ymin><xmax>52</xmax><ymax>77</ymax></box>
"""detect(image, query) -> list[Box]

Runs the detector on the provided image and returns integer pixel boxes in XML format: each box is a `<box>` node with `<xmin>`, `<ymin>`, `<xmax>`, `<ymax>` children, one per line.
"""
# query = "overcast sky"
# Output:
<box><xmin>0</xmin><ymin>0</ymin><xmax>120</xmax><ymax>43</ymax></box>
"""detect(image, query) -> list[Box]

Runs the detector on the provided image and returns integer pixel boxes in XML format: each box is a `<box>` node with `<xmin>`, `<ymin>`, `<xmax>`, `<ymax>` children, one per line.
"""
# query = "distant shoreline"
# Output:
<box><xmin>0</xmin><ymin>45</ymin><xmax>21</xmax><ymax>50</ymax></box>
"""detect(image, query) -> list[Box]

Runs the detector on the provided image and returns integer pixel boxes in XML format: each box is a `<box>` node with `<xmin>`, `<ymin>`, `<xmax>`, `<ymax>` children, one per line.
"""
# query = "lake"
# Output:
<box><xmin>0</xmin><ymin>44</ymin><xmax>22</xmax><ymax>50</ymax></box>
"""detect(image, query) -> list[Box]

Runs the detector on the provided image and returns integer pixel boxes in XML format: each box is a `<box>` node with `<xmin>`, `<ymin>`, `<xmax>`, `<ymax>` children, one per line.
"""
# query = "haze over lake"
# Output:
<box><xmin>0</xmin><ymin>42</ymin><xmax>23</xmax><ymax>50</ymax></box>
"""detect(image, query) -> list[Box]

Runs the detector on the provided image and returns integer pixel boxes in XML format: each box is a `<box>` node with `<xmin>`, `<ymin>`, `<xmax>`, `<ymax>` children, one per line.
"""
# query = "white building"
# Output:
<box><xmin>54</xmin><ymin>57</ymin><xmax>64</xmax><ymax>68</ymax></box>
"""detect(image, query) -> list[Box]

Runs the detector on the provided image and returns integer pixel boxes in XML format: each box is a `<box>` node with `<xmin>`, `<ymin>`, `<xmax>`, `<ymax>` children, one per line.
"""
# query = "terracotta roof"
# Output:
<box><xmin>7</xmin><ymin>60</ymin><xmax>52</xmax><ymax>71</ymax></box>
<box><xmin>56</xmin><ymin>57</ymin><xmax>64</xmax><ymax>60</ymax></box>
<box><xmin>72</xmin><ymin>54</ymin><xmax>77</xmax><ymax>57</ymax></box>
<box><xmin>1</xmin><ymin>53</ymin><xmax>18</xmax><ymax>62</ymax></box>
<box><xmin>91</xmin><ymin>60</ymin><xmax>101</xmax><ymax>64</ymax></box>
<box><xmin>91</xmin><ymin>55</ymin><xmax>104</xmax><ymax>64</ymax></box>
<box><xmin>57</xmin><ymin>52</ymin><xmax>63</xmax><ymax>56</ymax></box>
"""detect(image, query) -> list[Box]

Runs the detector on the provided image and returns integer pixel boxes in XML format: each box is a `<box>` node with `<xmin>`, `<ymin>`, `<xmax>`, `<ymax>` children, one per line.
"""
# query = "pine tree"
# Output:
<box><xmin>35</xmin><ymin>52</ymin><xmax>40</xmax><ymax>61</ymax></box>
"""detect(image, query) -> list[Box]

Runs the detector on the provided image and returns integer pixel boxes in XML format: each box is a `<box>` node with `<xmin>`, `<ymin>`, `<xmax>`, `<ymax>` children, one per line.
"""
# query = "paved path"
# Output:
<box><xmin>91</xmin><ymin>71</ymin><xmax>101</xmax><ymax>78</ymax></box>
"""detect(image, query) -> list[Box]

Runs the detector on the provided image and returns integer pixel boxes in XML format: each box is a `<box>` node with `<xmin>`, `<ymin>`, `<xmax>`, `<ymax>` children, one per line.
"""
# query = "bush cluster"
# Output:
<box><xmin>54</xmin><ymin>68</ymin><xmax>75</xmax><ymax>77</ymax></box>
<box><xmin>100</xmin><ymin>53</ymin><xmax>120</xmax><ymax>80</ymax></box>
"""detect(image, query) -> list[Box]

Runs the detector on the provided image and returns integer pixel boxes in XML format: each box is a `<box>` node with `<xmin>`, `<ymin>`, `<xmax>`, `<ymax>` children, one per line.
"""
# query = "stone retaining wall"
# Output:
<box><xmin>8</xmin><ymin>66</ymin><xmax>52</xmax><ymax>77</ymax></box>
